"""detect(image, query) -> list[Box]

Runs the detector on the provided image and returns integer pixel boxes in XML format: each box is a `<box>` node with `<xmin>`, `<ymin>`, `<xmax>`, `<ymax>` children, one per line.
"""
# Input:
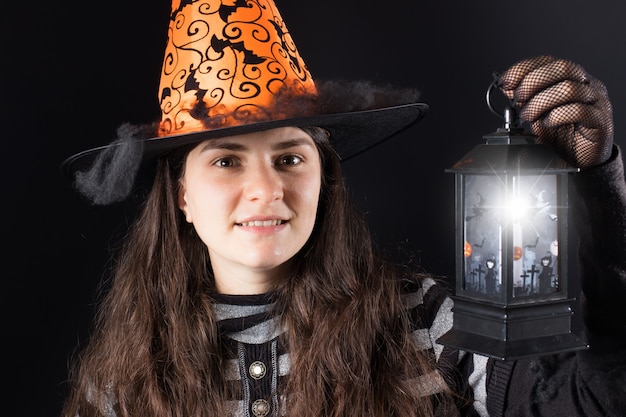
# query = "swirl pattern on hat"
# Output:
<box><xmin>158</xmin><ymin>0</ymin><xmax>317</xmax><ymax>136</ymax></box>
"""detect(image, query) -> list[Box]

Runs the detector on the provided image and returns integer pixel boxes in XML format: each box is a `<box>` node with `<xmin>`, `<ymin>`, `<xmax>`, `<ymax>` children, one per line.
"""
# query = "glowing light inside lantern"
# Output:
<box><xmin>505</xmin><ymin>195</ymin><xmax>530</xmax><ymax>221</ymax></box>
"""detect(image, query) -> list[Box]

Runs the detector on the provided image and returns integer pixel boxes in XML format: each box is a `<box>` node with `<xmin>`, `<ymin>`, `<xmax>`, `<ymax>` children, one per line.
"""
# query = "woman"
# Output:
<box><xmin>61</xmin><ymin>1</ymin><xmax>625</xmax><ymax>415</ymax></box>
<box><xmin>65</xmin><ymin>124</ymin><xmax>461</xmax><ymax>416</ymax></box>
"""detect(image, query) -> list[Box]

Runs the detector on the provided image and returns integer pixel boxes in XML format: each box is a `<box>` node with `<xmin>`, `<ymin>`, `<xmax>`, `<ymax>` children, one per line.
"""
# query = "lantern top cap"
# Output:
<box><xmin>447</xmin><ymin>84</ymin><xmax>580</xmax><ymax>174</ymax></box>
<box><xmin>447</xmin><ymin>130</ymin><xmax>580</xmax><ymax>174</ymax></box>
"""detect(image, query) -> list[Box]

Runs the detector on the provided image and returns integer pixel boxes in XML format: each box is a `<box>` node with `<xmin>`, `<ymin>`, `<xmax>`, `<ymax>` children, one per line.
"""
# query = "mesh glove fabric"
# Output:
<box><xmin>498</xmin><ymin>55</ymin><xmax>614</xmax><ymax>169</ymax></box>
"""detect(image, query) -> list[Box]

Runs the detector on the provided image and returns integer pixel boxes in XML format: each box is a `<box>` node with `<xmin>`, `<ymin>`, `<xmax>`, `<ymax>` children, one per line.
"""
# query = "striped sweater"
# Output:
<box><xmin>212</xmin><ymin>277</ymin><xmax>490</xmax><ymax>416</ymax></box>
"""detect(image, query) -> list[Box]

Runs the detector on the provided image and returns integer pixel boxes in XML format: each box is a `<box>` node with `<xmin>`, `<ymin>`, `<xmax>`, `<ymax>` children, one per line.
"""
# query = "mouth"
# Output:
<box><xmin>236</xmin><ymin>219</ymin><xmax>287</xmax><ymax>227</ymax></box>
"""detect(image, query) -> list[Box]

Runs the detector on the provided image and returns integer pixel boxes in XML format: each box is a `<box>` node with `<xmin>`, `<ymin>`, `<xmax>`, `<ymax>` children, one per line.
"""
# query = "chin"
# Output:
<box><xmin>249</xmin><ymin>254</ymin><xmax>294</xmax><ymax>272</ymax></box>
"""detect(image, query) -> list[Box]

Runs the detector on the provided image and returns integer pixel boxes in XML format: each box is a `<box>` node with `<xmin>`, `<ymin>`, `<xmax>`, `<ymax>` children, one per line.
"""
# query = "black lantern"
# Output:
<box><xmin>436</xmin><ymin>80</ymin><xmax>588</xmax><ymax>360</ymax></box>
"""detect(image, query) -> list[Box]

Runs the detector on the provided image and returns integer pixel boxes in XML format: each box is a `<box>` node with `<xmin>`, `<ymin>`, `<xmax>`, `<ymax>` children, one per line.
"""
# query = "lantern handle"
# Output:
<box><xmin>486</xmin><ymin>73</ymin><xmax>522</xmax><ymax>132</ymax></box>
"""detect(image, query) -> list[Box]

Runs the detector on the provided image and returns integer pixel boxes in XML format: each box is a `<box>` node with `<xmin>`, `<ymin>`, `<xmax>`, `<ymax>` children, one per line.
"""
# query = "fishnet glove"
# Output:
<box><xmin>498</xmin><ymin>55</ymin><xmax>614</xmax><ymax>169</ymax></box>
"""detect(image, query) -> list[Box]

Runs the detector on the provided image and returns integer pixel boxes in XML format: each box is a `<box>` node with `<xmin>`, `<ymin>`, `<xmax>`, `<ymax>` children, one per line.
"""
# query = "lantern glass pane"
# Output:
<box><xmin>510</xmin><ymin>174</ymin><xmax>560</xmax><ymax>298</ymax></box>
<box><xmin>462</xmin><ymin>174</ymin><xmax>560</xmax><ymax>299</ymax></box>
<box><xmin>462</xmin><ymin>174</ymin><xmax>504</xmax><ymax>299</ymax></box>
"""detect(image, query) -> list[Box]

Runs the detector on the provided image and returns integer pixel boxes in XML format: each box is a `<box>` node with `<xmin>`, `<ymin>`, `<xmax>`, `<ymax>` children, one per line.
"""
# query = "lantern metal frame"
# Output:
<box><xmin>436</xmin><ymin>80</ymin><xmax>589</xmax><ymax>360</ymax></box>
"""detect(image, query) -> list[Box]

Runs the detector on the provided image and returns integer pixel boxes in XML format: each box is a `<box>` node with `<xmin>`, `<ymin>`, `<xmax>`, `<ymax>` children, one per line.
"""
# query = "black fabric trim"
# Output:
<box><xmin>210</xmin><ymin>292</ymin><xmax>277</xmax><ymax>306</ymax></box>
<box><xmin>486</xmin><ymin>359</ymin><xmax>515</xmax><ymax>417</ymax></box>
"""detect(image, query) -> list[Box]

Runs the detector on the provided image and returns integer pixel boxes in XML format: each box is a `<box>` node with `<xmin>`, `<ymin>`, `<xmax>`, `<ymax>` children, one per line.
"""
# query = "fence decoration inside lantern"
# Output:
<box><xmin>436</xmin><ymin>80</ymin><xmax>588</xmax><ymax>360</ymax></box>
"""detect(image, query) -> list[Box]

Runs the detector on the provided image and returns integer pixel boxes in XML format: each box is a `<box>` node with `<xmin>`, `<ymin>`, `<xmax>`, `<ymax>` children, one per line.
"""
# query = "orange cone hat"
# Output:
<box><xmin>63</xmin><ymin>0</ymin><xmax>428</xmax><ymax>204</ymax></box>
<box><xmin>158</xmin><ymin>0</ymin><xmax>317</xmax><ymax>136</ymax></box>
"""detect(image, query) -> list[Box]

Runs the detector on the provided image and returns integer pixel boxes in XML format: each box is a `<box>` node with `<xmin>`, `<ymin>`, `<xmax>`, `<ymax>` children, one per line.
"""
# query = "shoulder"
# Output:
<box><xmin>398</xmin><ymin>275</ymin><xmax>454</xmax><ymax>336</ymax></box>
<box><xmin>400</xmin><ymin>275</ymin><xmax>452</xmax><ymax>314</ymax></box>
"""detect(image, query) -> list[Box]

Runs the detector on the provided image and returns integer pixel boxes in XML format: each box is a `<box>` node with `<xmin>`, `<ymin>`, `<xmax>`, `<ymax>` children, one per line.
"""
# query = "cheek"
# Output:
<box><xmin>299</xmin><ymin>175</ymin><xmax>322</xmax><ymax>218</ymax></box>
<box><xmin>181</xmin><ymin>179</ymin><xmax>225</xmax><ymax>225</ymax></box>
<box><xmin>183</xmin><ymin>194</ymin><xmax>223</xmax><ymax>247</ymax></box>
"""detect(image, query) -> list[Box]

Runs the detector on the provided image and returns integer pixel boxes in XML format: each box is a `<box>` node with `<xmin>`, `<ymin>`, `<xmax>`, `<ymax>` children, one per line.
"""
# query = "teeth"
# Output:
<box><xmin>240</xmin><ymin>219</ymin><xmax>283</xmax><ymax>227</ymax></box>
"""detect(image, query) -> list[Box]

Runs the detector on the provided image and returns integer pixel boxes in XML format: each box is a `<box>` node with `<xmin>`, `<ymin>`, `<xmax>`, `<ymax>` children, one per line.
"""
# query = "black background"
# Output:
<box><xmin>3</xmin><ymin>1</ymin><xmax>625</xmax><ymax>416</ymax></box>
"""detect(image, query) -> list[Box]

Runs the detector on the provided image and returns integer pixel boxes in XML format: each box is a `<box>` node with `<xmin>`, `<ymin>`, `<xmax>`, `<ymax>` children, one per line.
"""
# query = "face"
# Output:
<box><xmin>178</xmin><ymin>127</ymin><xmax>322</xmax><ymax>294</ymax></box>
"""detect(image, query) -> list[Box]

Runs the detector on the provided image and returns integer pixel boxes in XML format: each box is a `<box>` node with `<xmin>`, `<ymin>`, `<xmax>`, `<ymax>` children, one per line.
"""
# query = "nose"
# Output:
<box><xmin>243</xmin><ymin>162</ymin><xmax>284</xmax><ymax>202</ymax></box>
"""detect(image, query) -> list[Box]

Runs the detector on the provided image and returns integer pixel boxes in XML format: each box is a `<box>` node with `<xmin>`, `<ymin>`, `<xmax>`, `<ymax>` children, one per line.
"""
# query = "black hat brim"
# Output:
<box><xmin>61</xmin><ymin>102</ymin><xmax>428</xmax><ymax>178</ymax></box>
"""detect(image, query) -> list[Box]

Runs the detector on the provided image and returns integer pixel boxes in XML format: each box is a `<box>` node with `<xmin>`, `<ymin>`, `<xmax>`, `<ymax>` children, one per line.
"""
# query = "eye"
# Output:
<box><xmin>277</xmin><ymin>154</ymin><xmax>303</xmax><ymax>166</ymax></box>
<box><xmin>213</xmin><ymin>157</ymin><xmax>238</xmax><ymax>168</ymax></box>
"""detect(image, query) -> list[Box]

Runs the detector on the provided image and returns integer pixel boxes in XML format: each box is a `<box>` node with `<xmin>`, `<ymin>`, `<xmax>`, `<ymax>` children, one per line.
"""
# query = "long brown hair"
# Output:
<box><xmin>62</xmin><ymin>127</ymin><xmax>446</xmax><ymax>417</ymax></box>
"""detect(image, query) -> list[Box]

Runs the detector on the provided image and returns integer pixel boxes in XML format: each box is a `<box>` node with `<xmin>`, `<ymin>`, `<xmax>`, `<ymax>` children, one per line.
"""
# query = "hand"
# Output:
<box><xmin>498</xmin><ymin>55</ymin><xmax>614</xmax><ymax>168</ymax></box>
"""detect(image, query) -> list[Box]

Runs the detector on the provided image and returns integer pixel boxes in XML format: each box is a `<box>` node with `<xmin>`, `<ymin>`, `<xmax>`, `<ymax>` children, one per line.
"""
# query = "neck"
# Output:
<box><xmin>212</xmin><ymin>260</ymin><xmax>292</xmax><ymax>295</ymax></box>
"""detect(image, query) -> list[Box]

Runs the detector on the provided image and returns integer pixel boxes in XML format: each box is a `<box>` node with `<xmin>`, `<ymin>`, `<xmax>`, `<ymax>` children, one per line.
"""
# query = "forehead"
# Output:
<box><xmin>194</xmin><ymin>127</ymin><xmax>315</xmax><ymax>152</ymax></box>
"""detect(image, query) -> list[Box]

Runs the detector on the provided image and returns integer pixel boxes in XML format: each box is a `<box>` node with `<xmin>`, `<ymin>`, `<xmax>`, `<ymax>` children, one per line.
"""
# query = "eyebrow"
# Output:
<box><xmin>272</xmin><ymin>137</ymin><xmax>316</xmax><ymax>150</ymax></box>
<box><xmin>199</xmin><ymin>140</ymin><xmax>246</xmax><ymax>153</ymax></box>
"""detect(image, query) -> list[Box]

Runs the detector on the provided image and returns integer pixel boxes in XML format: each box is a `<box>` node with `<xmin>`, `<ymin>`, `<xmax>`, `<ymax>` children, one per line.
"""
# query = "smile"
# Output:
<box><xmin>237</xmin><ymin>219</ymin><xmax>286</xmax><ymax>227</ymax></box>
